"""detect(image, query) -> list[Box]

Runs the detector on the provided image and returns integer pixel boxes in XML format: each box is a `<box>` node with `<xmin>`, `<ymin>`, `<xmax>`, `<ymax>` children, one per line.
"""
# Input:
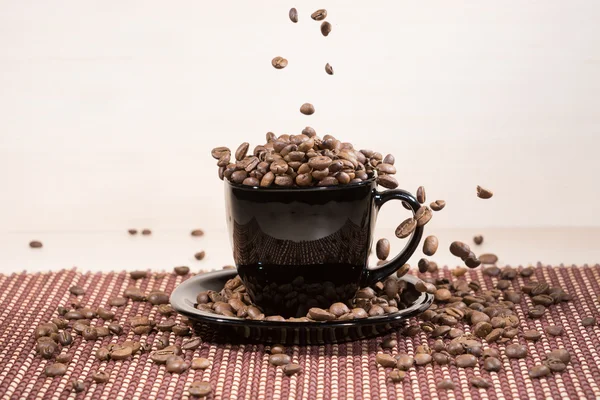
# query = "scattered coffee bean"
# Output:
<box><xmin>97</xmin><ymin>307</ymin><xmax>115</xmax><ymax>320</ymax></box>
<box><xmin>148</xmin><ymin>292</ymin><xmax>169</xmax><ymax>305</ymax></box>
<box><xmin>396</xmin><ymin>354</ymin><xmax>414</xmax><ymax>370</ymax></box>
<box><xmin>108</xmin><ymin>323</ymin><xmax>123</xmax><ymax>335</ymax></box>
<box><xmin>523</xmin><ymin>329</ymin><xmax>542</xmax><ymax>341</ymax></box>
<box><xmin>449</xmin><ymin>241</ymin><xmax>471</xmax><ymax>258</ymax></box>
<box><xmin>455</xmin><ymin>354</ymin><xmax>477</xmax><ymax>368</ymax></box>
<box><xmin>311</xmin><ymin>9</ymin><xmax>327</xmax><ymax>20</ymax></box>
<box><xmin>529</xmin><ymin>364</ymin><xmax>551</xmax><ymax>378</ymax></box>
<box><xmin>470</xmin><ymin>376</ymin><xmax>491</xmax><ymax>389</ymax></box>
<box><xmin>269</xmin><ymin>353</ymin><xmax>291</xmax><ymax>366</ymax></box>
<box><xmin>436</xmin><ymin>379</ymin><xmax>455</xmax><ymax>390</ymax></box>
<box><xmin>29</xmin><ymin>240</ymin><xmax>43</xmax><ymax>248</ymax></box>
<box><xmin>191</xmin><ymin>358</ymin><xmax>210</xmax><ymax>370</ymax></box>
<box><xmin>325</xmin><ymin>63</ymin><xmax>334</xmax><ymax>75</ymax></box>
<box><xmin>82</xmin><ymin>326</ymin><xmax>98</xmax><ymax>340</ymax></box>
<box><xmin>166</xmin><ymin>356</ymin><xmax>190</xmax><ymax>373</ymax></box>
<box><xmin>423</xmin><ymin>236</ymin><xmax>438</xmax><ymax>256</ymax></box>
<box><xmin>483</xmin><ymin>357</ymin><xmax>502</xmax><ymax>372</ymax></box>
<box><xmin>56</xmin><ymin>353</ymin><xmax>72</xmax><ymax>364</ymax></box>
<box><xmin>388</xmin><ymin>369</ymin><xmax>405</xmax><ymax>382</ymax></box>
<box><xmin>528</xmin><ymin>305</ymin><xmax>546</xmax><ymax>318</ymax></box>
<box><xmin>479</xmin><ymin>253</ymin><xmax>498</xmax><ymax>264</ymax></box>
<box><xmin>174</xmin><ymin>266</ymin><xmax>190</xmax><ymax>276</ymax></box>
<box><xmin>381</xmin><ymin>338</ymin><xmax>397</xmax><ymax>349</ymax></box>
<box><xmin>72</xmin><ymin>380</ymin><xmax>85</xmax><ymax>393</ymax></box>
<box><xmin>182</xmin><ymin>338</ymin><xmax>202</xmax><ymax>351</ymax></box>
<box><xmin>272</xmin><ymin>56</ymin><xmax>288</xmax><ymax>69</ymax></box>
<box><xmin>45</xmin><ymin>363</ymin><xmax>67</xmax><ymax>377</ymax></box>
<box><xmin>130</xmin><ymin>270</ymin><xmax>148</xmax><ymax>280</ymax></box>
<box><xmin>289</xmin><ymin>8</ymin><xmax>298</xmax><ymax>23</ymax></box>
<box><xmin>300</xmin><ymin>103</ymin><xmax>315</xmax><ymax>115</ymax></box>
<box><xmin>195</xmin><ymin>251</ymin><xmax>206</xmax><ymax>260</ymax></box>
<box><xmin>473</xmin><ymin>235</ymin><xmax>483</xmax><ymax>245</ymax></box>
<box><xmin>395</xmin><ymin>218</ymin><xmax>417</xmax><ymax>239</ymax></box>
<box><xmin>477</xmin><ymin>185</ymin><xmax>493</xmax><ymax>199</ymax></box>
<box><xmin>505</xmin><ymin>344</ymin><xmax>527</xmax><ymax>359</ymax></box>
<box><xmin>189</xmin><ymin>381</ymin><xmax>212</xmax><ymax>397</ymax></box>
<box><xmin>546</xmin><ymin>359</ymin><xmax>567</xmax><ymax>372</ymax></box>
<box><xmin>414</xmin><ymin>353</ymin><xmax>432</xmax><ymax>365</ymax></box>
<box><xmin>432</xmin><ymin>352</ymin><xmax>451</xmax><ymax>365</ymax></box>
<box><xmin>109</xmin><ymin>297</ymin><xmax>128</xmax><ymax>306</ymax></box>
<box><xmin>320</xmin><ymin>21</ymin><xmax>332</xmax><ymax>36</ymax></box>
<box><xmin>283</xmin><ymin>363</ymin><xmax>302</xmax><ymax>376</ymax></box>
<box><xmin>69</xmin><ymin>286</ymin><xmax>85</xmax><ymax>296</ymax></box>
<box><xmin>376</xmin><ymin>353</ymin><xmax>397</xmax><ymax>368</ymax></box>
<box><xmin>57</xmin><ymin>331</ymin><xmax>72</xmax><ymax>346</ymax></box>
<box><xmin>141</xmin><ymin>229</ymin><xmax>152</xmax><ymax>235</ymax></box>
<box><xmin>93</xmin><ymin>371</ymin><xmax>110</xmax><ymax>383</ymax></box>
<box><xmin>376</xmin><ymin>239</ymin><xmax>390</xmax><ymax>260</ymax></box>
<box><xmin>582</xmin><ymin>316</ymin><xmax>597</xmax><ymax>326</ymax></box>
<box><xmin>545</xmin><ymin>325</ymin><xmax>563</xmax><ymax>336</ymax></box>
<box><xmin>172</xmin><ymin>325</ymin><xmax>191</xmax><ymax>336</ymax></box>
<box><xmin>547</xmin><ymin>349</ymin><xmax>571</xmax><ymax>363</ymax></box>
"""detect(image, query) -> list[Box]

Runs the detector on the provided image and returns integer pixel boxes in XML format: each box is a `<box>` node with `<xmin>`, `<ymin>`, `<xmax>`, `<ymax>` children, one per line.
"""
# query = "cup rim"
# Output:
<box><xmin>225</xmin><ymin>177</ymin><xmax>376</xmax><ymax>192</ymax></box>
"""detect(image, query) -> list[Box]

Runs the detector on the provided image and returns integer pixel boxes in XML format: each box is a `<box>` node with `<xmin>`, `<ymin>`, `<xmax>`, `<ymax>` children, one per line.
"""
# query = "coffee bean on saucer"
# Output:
<box><xmin>192</xmin><ymin>358</ymin><xmax>210</xmax><ymax>370</ymax></box>
<box><xmin>582</xmin><ymin>316</ymin><xmax>597</xmax><ymax>326</ymax></box>
<box><xmin>195</xmin><ymin>251</ymin><xmax>206</xmax><ymax>260</ymax></box>
<box><xmin>430</xmin><ymin>200</ymin><xmax>446</xmax><ymax>211</ymax></box>
<box><xmin>300</xmin><ymin>103</ymin><xmax>315</xmax><ymax>115</ymax></box>
<box><xmin>529</xmin><ymin>364</ymin><xmax>551</xmax><ymax>379</ymax></box>
<box><xmin>545</xmin><ymin>325</ymin><xmax>563</xmax><ymax>336</ymax></box>
<box><xmin>470</xmin><ymin>376</ymin><xmax>491</xmax><ymax>389</ymax></box>
<box><xmin>308</xmin><ymin>307</ymin><xmax>336</xmax><ymax>321</ymax></box>
<box><xmin>473</xmin><ymin>235</ymin><xmax>483</xmax><ymax>245</ymax></box>
<box><xmin>141</xmin><ymin>229</ymin><xmax>152</xmax><ymax>235</ymax></box>
<box><xmin>45</xmin><ymin>363</ymin><xmax>67</xmax><ymax>377</ymax></box>
<box><xmin>423</xmin><ymin>236</ymin><xmax>438</xmax><ymax>256</ymax></box>
<box><xmin>416</xmin><ymin>186</ymin><xmax>426</xmax><ymax>204</ymax></box>
<box><xmin>311</xmin><ymin>9</ymin><xmax>327</xmax><ymax>20</ymax></box>
<box><xmin>320</xmin><ymin>21</ymin><xmax>332</xmax><ymax>36</ymax></box>
<box><xmin>289</xmin><ymin>8</ymin><xmax>298</xmax><ymax>23</ymax></box>
<box><xmin>376</xmin><ymin>239</ymin><xmax>390</xmax><ymax>260</ymax></box>
<box><xmin>189</xmin><ymin>381</ymin><xmax>212</xmax><ymax>397</ymax></box>
<box><xmin>29</xmin><ymin>240</ymin><xmax>43</xmax><ymax>248</ymax></box>
<box><xmin>272</xmin><ymin>57</ymin><xmax>288</xmax><ymax>69</ymax></box>
<box><xmin>325</xmin><ymin>63</ymin><xmax>334</xmax><ymax>75</ymax></box>
<box><xmin>269</xmin><ymin>354</ymin><xmax>291</xmax><ymax>366</ymax></box>
<box><xmin>436</xmin><ymin>379</ymin><xmax>455</xmax><ymax>390</ymax></box>
<box><xmin>93</xmin><ymin>371</ymin><xmax>110</xmax><ymax>383</ymax></box>
<box><xmin>395</xmin><ymin>218</ymin><xmax>417</xmax><ymax>239</ymax></box>
<box><xmin>479</xmin><ymin>253</ymin><xmax>498</xmax><ymax>264</ymax></box>
<box><xmin>477</xmin><ymin>185</ymin><xmax>493</xmax><ymax>199</ymax></box>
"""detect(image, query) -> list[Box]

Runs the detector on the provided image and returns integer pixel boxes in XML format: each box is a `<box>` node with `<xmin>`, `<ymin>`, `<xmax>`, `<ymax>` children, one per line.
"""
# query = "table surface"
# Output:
<box><xmin>1</xmin><ymin>227</ymin><xmax>599</xmax><ymax>274</ymax></box>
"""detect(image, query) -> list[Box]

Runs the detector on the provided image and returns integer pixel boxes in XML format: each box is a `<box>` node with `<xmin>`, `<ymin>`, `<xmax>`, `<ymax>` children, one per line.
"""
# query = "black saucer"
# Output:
<box><xmin>170</xmin><ymin>270</ymin><xmax>433</xmax><ymax>345</ymax></box>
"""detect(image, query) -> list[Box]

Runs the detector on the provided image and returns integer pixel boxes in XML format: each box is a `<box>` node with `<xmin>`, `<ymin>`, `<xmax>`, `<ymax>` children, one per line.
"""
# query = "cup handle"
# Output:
<box><xmin>360</xmin><ymin>188</ymin><xmax>424</xmax><ymax>287</ymax></box>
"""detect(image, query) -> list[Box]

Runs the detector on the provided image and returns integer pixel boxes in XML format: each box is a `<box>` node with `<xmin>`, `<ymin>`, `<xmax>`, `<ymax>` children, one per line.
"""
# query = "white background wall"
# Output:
<box><xmin>1</xmin><ymin>0</ymin><xmax>599</xmax><ymax>236</ymax></box>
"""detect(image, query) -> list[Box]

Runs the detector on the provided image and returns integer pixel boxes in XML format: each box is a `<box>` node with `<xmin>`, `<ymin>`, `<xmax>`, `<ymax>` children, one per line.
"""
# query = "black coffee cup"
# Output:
<box><xmin>225</xmin><ymin>178</ymin><xmax>423</xmax><ymax>318</ymax></box>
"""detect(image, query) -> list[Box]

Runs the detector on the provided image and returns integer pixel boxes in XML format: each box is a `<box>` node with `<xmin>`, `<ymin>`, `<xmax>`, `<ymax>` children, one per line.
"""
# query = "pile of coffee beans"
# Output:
<box><xmin>211</xmin><ymin>138</ymin><xmax>398</xmax><ymax>189</ymax></box>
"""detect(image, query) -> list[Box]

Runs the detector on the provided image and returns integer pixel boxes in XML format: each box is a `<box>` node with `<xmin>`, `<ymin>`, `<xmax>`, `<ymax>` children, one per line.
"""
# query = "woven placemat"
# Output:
<box><xmin>0</xmin><ymin>265</ymin><xmax>599</xmax><ymax>400</ymax></box>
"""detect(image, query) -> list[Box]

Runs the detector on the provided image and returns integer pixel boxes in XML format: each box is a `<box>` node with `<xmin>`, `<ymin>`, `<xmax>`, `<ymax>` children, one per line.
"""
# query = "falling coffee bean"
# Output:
<box><xmin>300</xmin><ymin>103</ymin><xmax>315</xmax><ymax>115</ymax></box>
<box><xmin>311</xmin><ymin>9</ymin><xmax>327</xmax><ymax>20</ymax></box>
<box><xmin>272</xmin><ymin>56</ymin><xmax>288</xmax><ymax>69</ymax></box>
<box><xmin>430</xmin><ymin>200</ymin><xmax>446</xmax><ymax>211</ymax></box>
<box><xmin>174</xmin><ymin>266</ymin><xmax>190</xmax><ymax>276</ymax></box>
<box><xmin>473</xmin><ymin>235</ymin><xmax>483</xmax><ymax>245</ymax></box>
<box><xmin>29</xmin><ymin>241</ymin><xmax>43</xmax><ymax>248</ymax></box>
<box><xmin>415</xmin><ymin>206</ymin><xmax>432</xmax><ymax>227</ymax></box>
<box><xmin>479</xmin><ymin>253</ymin><xmax>498</xmax><ymax>264</ymax></box>
<box><xmin>376</xmin><ymin>239</ymin><xmax>390</xmax><ymax>260</ymax></box>
<box><xmin>396</xmin><ymin>264</ymin><xmax>410</xmax><ymax>278</ymax></box>
<box><xmin>477</xmin><ymin>185</ymin><xmax>493</xmax><ymax>199</ymax></box>
<box><xmin>320</xmin><ymin>21</ymin><xmax>332</xmax><ymax>36</ymax></box>
<box><xmin>325</xmin><ymin>63</ymin><xmax>334</xmax><ymax>75</ymax></box>
<box><xmin>128</xmin><ymin>229</ymin><xmax>137</xmax><ymax>235</ymax></box>
<box><xmin>395</xmin><ymin>218</ymin><xmax>417</xmax><ymax>239</ymax></box>
<box><xmin>191</xmin><ymin>229</ymin><xmax>204</xmax><ymax>237</ymax></box>
<box><xmin>141</xmin><ymin>229</ymin><xmax>152</xmax><ymax>235</ymax></box>
<box><xmin>289</xmin><ymin>8</ymin><xmax>298</xmax><ymax>23</ymax></box>
<box><xmin>423</xmin><ymin>236</ymin><xmax>438</xmax><ymax>256</ymax></box>
<box><xmin>416</xmin><ymin>186</ymin><xmax>426</xmax><ymax>204</ymax></box>
<box><xmin>195</xmin><ymin>251</ymin><xmax>206</xmax><ymax>260</ymax></box>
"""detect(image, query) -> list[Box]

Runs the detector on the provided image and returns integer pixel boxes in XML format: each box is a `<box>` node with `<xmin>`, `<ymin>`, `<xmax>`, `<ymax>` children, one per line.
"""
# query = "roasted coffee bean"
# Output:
<box><xmin>91</xmin><ymin>370</ymin><xmax>110</xmax><ymax>384</ymax></box>
<box><xmin>142</xmin><ymin>229</ymin><xmax>152</xmax><ymax>235</ymax></box>
<box><xmin>432</xmin><ymin>352</ymin><xmax>451</xmax><ymax>365</ymax></box>
<box><xmin>473</xmin><ymin>235</ymin><xmax>483</xmax><ymax>245</ymax></box>
<box><xmin>450</xmin><ymin>241</ymin><xmax>471</xmax><ymax>258</ymax></box>
<box><xmin>45</xmin><ymin>363</ymin><xmax>67</xmax><ymax>377</ymax></box>
<box><xmin>477</xmin><ymin>185</ymin><xmax>493</xmax><ymax>199</ymax></box>
<box><xmin>582</xmin><ymin>316</ymin><xmax>597</xmax><ymax>326</ymax></box>
<box><xmin>437</xmin><ymin>379</ymin><xmax>455</xmax><ymax>390</ymax></box>
<box><xmin>307</xmin><ymin>307</ymin><xmax>336</xmax><ymax>321</ymax></box>
<box><xmin>414</xmin><ymin>353</ymin><xmax>432</xmax><ymax>365</ymax></box>
<box><xmin>396</xmin><ymin>264</ymin><xmax>410</xmax><ymax>278</ymax></box>
<box><xmin>174</xmin><ymin>266</ymin><xmax>190</xmax><ymax>276</ymax></box>
<box><xmin>528</xmin><ymin>305</ymin><xmax>546</xmax><ymax>318</ymax></box>
<box><xmin>381</xmin><ymin>338</ymin><xmax>397</xmax><ymax>349</ymax></box>
<box><xmin>189</xmin><ymin>358</ymin><xmax>210</xmax><ymax>370</ymax></box>
<box><xmin>483</xmin><ymin>356</ymin><xmax>502</xmax><ymax>372</ymax></box>
<box><xmin>325</xmin><ymin>63</ymin><xmax>334</xmax><ymax>75</ymax></box>
<box><xmin>505</xmin><ymin>344</ymin><xmax>527</xmax><ymax>359</ymax></box>
<box><xmin>189</xmin><ymin>381</ymin><xmax>212</xmax><ymax>397</ymax></box>
<box><xmin>182</xmin><ymin>338</ymin><xmax>202</xmax><ymax>351</ymax></box>
<box><xmin>300</xmin><ymin>103</ymin><xmax>315</xmax><ymax>115</ymax></box>
<box><xmin>69</xmin><ymin>285</ymin><xmax>85</xmax><ymax>296</ymax></box>
<box><xmin>520</xmin><ymin>266</ymin><xmax>534</xmax><ymax>277</ymax></box>
<box><xmin>503</xmin><ymin>327</ymin><xmax>519</xmax><ymax>338</ymax></box>
<box><xmin>388</xmin><ymin>369</ymin><xmax>405</xmax><ymax>382</ymax></box>
<box><xmin>320</xmin><ymin>21</ymin><xmax>332</xmax><ymax>36</ymax></box>
<box><xmin>430</xmin><ymin>200</ymin><xmax>446</xmax><ymax>211</ymax></box>
<box><xmin>64</xmin><ymin>311</ymin><xmax>84</xmax><ymax>320</ymax></box>
<box><xmin>56</xmin><ymin>331</ymin><xmax>72</xmax><ymax>346</ymax></box>
<box><xmin>547</xmin><ymin>349</ymin><xmax>571</xmax><ymax>363</ymax></box>
<box><xmin>529</xmin><ymin>365</ymin><xmax>551</xmax><ymax>379</ymax></box>
<box><xmin>479</xmin><ymin>253</ymin><xmax>498</xmax><ymax>264</ymax></box>
<box><xmin>311</xmin><ymin>9</ymin><xmax>327</xmax><ymax>20</ymax></box>
<box><xmin>464</xmin><ymin>253</ymin><xmax>481</xmax><ymax>269</ymax></box>
<box><xmin>375</xmin><ymin>238</ymin><xmax>390</xmax><ymax>260</ymax></box>
<box><xmin>417</xmin><ymin>258</ymin><xmax>429</xmax><ymax>274</ymax></box>
<box><xmin>422</xmin><ymin>235</ymin><xmax>438</xmax><ymax>256</ymax></box>
<box><xmin>96</xmin><ymin>347</ymin><xmax>110</xmax><ymax>361</ymax></box>
<box><xmin>485</xmin><ymin>328</ymin><xmax>504</xmax><ymax>343</ymax></box>
<box><xmin>546</xmin><ymin>359</ymin><xmax>567</xmax><ymax>372</ymax></box>
<box><xmin>376</xmin><ymin>353</ymin><xmax>397</xmax><ymax>368</ymax></box>
<box><xmin>172</xmin><ymin>325</ymin><xmax>191</xmax><ymax>336</ymax></box>
<box><xmin>377</xmin><ymin>163</ymin><xmax>396</xmax><ymax>175</ymax></box>
<box><xmin>269</xmin><ymin>353</ymin><xmax>291</xmax><ymax>366</ymax></box>
<box><xmin>415</xmin><ymin>206</ymin><xmax>432</xmax><ymax>226</ymax></box>
<box><xmin>383</xmin><ymin>278</ymin><xmax>398</xmax><ymax>299</ymax></box>
<box><xmin>377</xmin><ymin>174</ymin><xmax>398</xmax><ymax>189</ymax></box>
<box><xmin>38</xmin><ymin>342</ymin><xmax>58</xmax><ymax>359</ymax></box>
<box><xmin>107</xmin><ymin>323</ymin><xmax>123</xmax><ymax>335</ymax></box>
<box><xmin>72</xmin><ymin>380</ymin><xmax>85</xmax><ymax>393</ymax></box>
<box><xmin>151</xmin><ymin>349</ymin><xmax>178</xmax><ymax>364</ymax></box>
<box><xmin>288</xmin><ymin>7</ymin><xmax>299</xmax><ymax>23</ymax></box>
<box><xmin>395</xmin><ymin>354</ymin><xmax>414</xmax><ymax>370</ymax></box>
<box><xmin>470</xmin><ymin>376</ymin><xmax>491</xmax><ymax>388</ymax></box>
<box><xmin>96</xmin><ymin>326</ymin><xmax>110</xmax><ymax>337</ymax></box>
<box><xmin>395</xmin><ymin>218</ymin><xmax>417</xmax><ymax>239</ymax></box>
<box><xmin>194</xmin><ymin>251</ymin><xmax>206</xmax><ymax>260</ymax></box>
<box><xmin>523</xmin><ymin>329</ymin><xmax>542</xmax><ymax>341</ymax></box>
<box><xmin>504</xmin><ymin>291</ymin><xmax>521</xmax><ymax>304</ymax></box>
<box><xmin>29</xmin><ymin>240</ymin><xmax>43</xmax><ymax>248</ymax></box>
<box><xmin>434</xmin><ymin>288</ymin><xmax>451</xmax><ymax>302</ymax></box>
<box><xmin>97</xmin><ymin>307</ymin><xmax>115</xmax><ymax>320</ymax></box>
<box><xmin>111</xmin><ymin>345</ymin><xmax>133</xmax><ymax>360</ymax></box>
<box><xmin>148</xmin><ymin>292</ymin><xmax>169</xmax><ymax>305</ymax></box>
<box><xmin>166</xmin><ymin>356</ymin><xmax>190</xmax><ymax>373</ymax></box>
<box><xmin>545</xmin><ymin>325</ymin><xmax>563</xmax><ymax>336</ymax></box>
<box><xmin>281</xmin><ymin>363</ymin><xmax>301</xmax><ymax>376</ymax></box>
<box><xmin>82</xmin><ymin>326</ymin><xmax>98</xmax><ymax>340</ymax></box>
<box><xmin>413</xmin><ymin>186</ymin><xmax>425</xmax><ymax>204</ymax></box>
<box><xmin>446</xmin><ymin>342</ymin><xmax>464</xmax><ymax>356</ymax></box>
<box><xmin>431</xmin><ymin>325</ymin><xmax>451</xmax><ymax>338</ymax></box>
<box><xmin>130</xmin><ymin>270</ymin><xmax>148</xmax><ymax>280</ymax></box>
<box><xmin>109</xmin><ymin>297</ymin><xmax>128</xmax><ymax>307</ymax></box>
<box><xmin>271</xmin><ymin>56</ymin><xmax>288</xmax><ymax>69</ymax></box>
<box><xmin>455</xmin><ymin>354</ymin><xmax>477</xmax><ymax>368</ymax></box>
<box><xmin>473</xmin><ymin>322</ymin><xmax>492</xmax><ymax>338</ymax></box>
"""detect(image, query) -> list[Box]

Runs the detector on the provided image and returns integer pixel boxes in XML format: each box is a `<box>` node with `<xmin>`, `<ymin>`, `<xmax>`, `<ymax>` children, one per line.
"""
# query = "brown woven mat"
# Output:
<box><xmin>1</xmin><ymin>265</ymin><xmax>599</xmax><ymax>400</ymax></box>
